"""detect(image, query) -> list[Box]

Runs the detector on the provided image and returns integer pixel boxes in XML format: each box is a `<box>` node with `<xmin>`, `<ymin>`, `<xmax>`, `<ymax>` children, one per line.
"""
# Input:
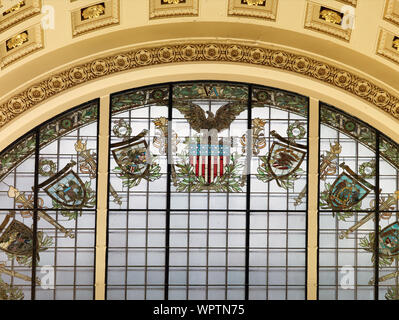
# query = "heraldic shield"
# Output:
<box><xmin>267</xmin><ymin>131</ymin><xmax>307</xmax><ymax>182</ymax></box>
<box><xmin>327</xmin><ymin>163</ymin><xmax>373</xmax><ymax>211</ymax></box>
<box><xmin>0</xmin><ymin>214</ymin><xmax>36</xmax><ymax>257</ymax></box>
<box><xmin>111</xmin><ymin>129</ymin><xmax>150</xmax><ymax>179</ymax></box>
<box><xmin>379</xmin><ymin>222</ymin><xmax>399</xmax><ymax>258</ymax></box>
<box><xmin>189</xmin><ymin>137</ymin><xmax>230</xmax><ymax>184</ymax></box>
<box><xmin>38</xmin><ymin>161</ymin><xmax>88</xmax><ymax>209</ymax></box>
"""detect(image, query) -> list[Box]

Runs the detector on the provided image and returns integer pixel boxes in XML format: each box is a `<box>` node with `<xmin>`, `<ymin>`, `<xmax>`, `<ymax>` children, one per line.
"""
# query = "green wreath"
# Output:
<box><xmin>38</xmin><ymin>159</ymin><xmax>56</xmax><ymax>177</ymax></box>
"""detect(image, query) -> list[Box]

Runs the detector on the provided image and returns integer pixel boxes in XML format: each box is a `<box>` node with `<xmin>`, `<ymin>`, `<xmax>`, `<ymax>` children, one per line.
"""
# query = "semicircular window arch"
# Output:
<box><xmin>0</xmin><ymin>81</ymin><xmax>398</xmax><ymax>300</ymax></box>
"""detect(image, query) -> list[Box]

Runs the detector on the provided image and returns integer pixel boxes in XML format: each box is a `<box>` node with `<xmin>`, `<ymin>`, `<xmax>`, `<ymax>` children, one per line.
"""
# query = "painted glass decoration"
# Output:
<box><xmin>319</xmin><ymin>102</ymin><xmax>399</xmax><ymax>300</ymax></box>
<box><xmin>107</xmin><ymin>82</ymin><xmax>308</xmax><ymax>300</ymax></box>
<box><xmin>0</xmin><ymin>101</ymin><xmax>98</xmax><ymax>300</ymax></box>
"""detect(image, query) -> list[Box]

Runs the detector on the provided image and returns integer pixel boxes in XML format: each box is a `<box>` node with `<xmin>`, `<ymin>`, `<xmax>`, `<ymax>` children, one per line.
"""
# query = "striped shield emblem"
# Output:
<box><xmin>189</xmin><ymin>138</ymin><xmax>230</xmax><ymax>184</ymax></box>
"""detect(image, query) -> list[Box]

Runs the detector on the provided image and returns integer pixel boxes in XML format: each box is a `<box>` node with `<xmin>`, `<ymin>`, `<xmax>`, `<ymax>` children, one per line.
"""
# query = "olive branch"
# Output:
<box><xmin>113</xmin><ymin>157</ymin><xmax>161</xmax><ymax>189</ymax></box>
<box><xmin>174</xmin><ymin>152</ymin><xmax>244</xmax><ymax>193</ymax></box>
<box><xmin>0</xmin><ymin>277</ymin><xmax>24</xmax><ymax>300</ymax></box>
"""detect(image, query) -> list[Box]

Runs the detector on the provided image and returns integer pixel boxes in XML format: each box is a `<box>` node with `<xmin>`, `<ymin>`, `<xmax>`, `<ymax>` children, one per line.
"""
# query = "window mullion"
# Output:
<box><xmin>94</xmin><ymin>95</ymin><xmax>111</xmax><ymax>300</ymax></box>
<box><xmin>307</xmin><ymin>97</ymin><xmax>320</xmax><ymax>300</ymax></box>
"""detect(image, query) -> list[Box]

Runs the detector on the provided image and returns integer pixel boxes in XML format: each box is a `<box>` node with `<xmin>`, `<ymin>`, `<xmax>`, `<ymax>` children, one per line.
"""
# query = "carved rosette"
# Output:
<box><xmin>271</xmin><ymin>51</ymin><xmax>288</xmax><ymax>68</ymax></box>
<box><xmin>226</xmin><ymin>45</ymin><xmax>244</xmax><ymax>62</ymax></box>
<box><xmin>7</xmin><ymin>96</ymin><xmax>26</xmax><ymax>115</ymax></box>
<box><xmin>91</xmin><ymin>59</ymin><xmax>109</xmax><ymax>76</ymax></box>
<box><xmin>248</xmin><ymin>48</ymin><xmax>266</xmax><ymax>64</ymax></box>
<box><xmin>157</xmin><ymin>47</ymin><xmax>175</xmax><ymax>63</ymax></box>
<box><xmin>374</xmin><ymin>91</ymin><xmax>390</xmax><ymax>108</ymax></box>
<box><xmin>180</xmin><ymin>45</ymin><xmax>199</xmax><ymax>61</ymax></box>
<box><xmin>313</xmin><ymin>63</ymin><xmax>331</xmax><ymax>80</ymax></box>
<box><xmin>112</xmin><ymin>54</ymin><xmax>130</xmax><ymax>70</ymax></box>
<box><xmin>48</xmin><ymin>76</ymin><xmax>66</xmax><ymax>93</ymax></box>
<box><xmin>292</xmin><ymin>57</ymin><xmax>311</xmax><ymax>73</ymax></box>
<box><xmin>0</xmin><ymin>109</ymin><xmax>7</xmax><ymax>126</ymax></box>
<box><xmin>27</xmin><ymin>86</ymin><xmax>46</xmax><ymax>102</ymax></box>
<box><xmin>203</xmin><ymin>44</ymin><xmax>221</xmax><ymax>60</ymax></box>
<box><xmin>69</xmin><ymin>67</ymin><xmax>88</xmax><ymax>84</ymax></box>
<box><xmin>134</xmin><ymin>50</ymin><xmax>153</xmax><ymax>66</ymax></box>
<box><xmin>354</xmin><ymin>80</ymin><xmax>372</xmax><ymax>97</ymax></box>
<box><xmin>333</xmin><ymin>70</ymin><xmax>352</xmax><ymax>88</ymax></box>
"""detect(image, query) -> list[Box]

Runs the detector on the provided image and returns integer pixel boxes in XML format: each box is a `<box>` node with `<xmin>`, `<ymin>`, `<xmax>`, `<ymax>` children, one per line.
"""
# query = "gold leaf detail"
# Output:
<box><xmin>81</xmin><ymin>3</ymin><xmax>106</xmax><ymax>21</ymax></box>
<box><xmin>6</xmin><ymin>31</ymin><xmax>28</xmax><ymax>51</ymax></box>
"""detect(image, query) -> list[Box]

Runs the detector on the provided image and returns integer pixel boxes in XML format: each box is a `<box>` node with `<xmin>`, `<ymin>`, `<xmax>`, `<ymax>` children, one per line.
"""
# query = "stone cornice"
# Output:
<box><xmin>0</xmin><ymin>40</ymin><xmax>398</xmax><ymax>129</ymax></box>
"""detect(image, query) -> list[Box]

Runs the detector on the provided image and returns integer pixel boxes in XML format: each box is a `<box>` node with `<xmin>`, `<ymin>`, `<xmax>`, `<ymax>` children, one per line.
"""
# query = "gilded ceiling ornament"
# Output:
<box><xmin>319</xmin><ymin>8</ymin><xmax>342</xmax><ymax>25</ymax></box>
<box><xmin>2</xmin><ymin>0</ymin><xmax>25</xmax><ymax>16</ymax></box>
<box><xmin>161</xmin><ymin>0</ymin><xmax>185</xmax><ymax>4</ymax></box>
<box><xmin>6</xmin><ymin>31</ymin><xmax>28</xmax><ymax>51</ymax></box>
<box><xmin>81</xmin><ymin>3</ymin><xmax>105</xmax><ymax>20</ymax></box>
<box><xmin>242</xmin><ymin>0</ymin><xmax>266</xmax><ymax>5</ymax></box>
<box><xmin>393</xmin><ymin>38</ymin><xmax>399</xmax><ymax>51</ymax></box>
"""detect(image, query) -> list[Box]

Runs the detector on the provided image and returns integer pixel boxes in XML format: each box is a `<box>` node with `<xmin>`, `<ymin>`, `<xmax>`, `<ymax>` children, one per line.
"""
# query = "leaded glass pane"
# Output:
<box><xmin>107</xmin><ymin>82</ymin><xmax>308</xmax><ymax>300</ymax></box>
<box><xmin>0</xmin><ymin>100</ymin><xmax>98</xmax><ymax>300</ymax></box>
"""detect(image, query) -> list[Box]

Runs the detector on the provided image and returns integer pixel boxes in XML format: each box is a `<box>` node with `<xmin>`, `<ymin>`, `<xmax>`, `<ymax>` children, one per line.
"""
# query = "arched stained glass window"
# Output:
<box><xmin>1</xmin><ymin>81</ymin><xmax>399</xmax><ymax>301</ymax></box>
<box><xmin>106</xmin><ymin>82</ymin><xmax>309</xmax><ymax>300</ymax></box>
<box><xmin>318</xmin><ymin>103</ymin><xmax>399</xmax><ymax>300</ymax></box>
<box><xmin>0</xmin><ymin>101</ymin><xmax>98</xmax><ymax>300</ymax></box>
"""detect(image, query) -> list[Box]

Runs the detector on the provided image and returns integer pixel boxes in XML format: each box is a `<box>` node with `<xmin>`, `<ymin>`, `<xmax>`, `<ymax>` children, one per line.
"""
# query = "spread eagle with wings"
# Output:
<box><xmin>174</xmin><ymin>102</ymin><xmax>247</xmax><ymax>132</ymax></box>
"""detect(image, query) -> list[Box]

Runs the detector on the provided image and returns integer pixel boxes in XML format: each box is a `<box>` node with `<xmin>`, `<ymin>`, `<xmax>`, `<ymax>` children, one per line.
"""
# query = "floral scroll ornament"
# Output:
<box><xmin>75</xmin><ymin>140</ymin><xmax>122</xmax><ymax>205</ymax></box>
<box><xmin>152</xmin><ymin>117</ymin><xmax>181</xmax><ymax>155</ymax></box>
<box><xmin>240</xmin><ymin>118</ymin><xmax>267</xmax><ymax>156</ymax></box>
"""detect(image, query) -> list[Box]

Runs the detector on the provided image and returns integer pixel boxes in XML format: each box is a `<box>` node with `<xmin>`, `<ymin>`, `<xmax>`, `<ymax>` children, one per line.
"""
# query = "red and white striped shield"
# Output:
<box><xmin>189</xmin><ymin>138</ymin><xmax>230</xmax><ymax>184</ymax></box>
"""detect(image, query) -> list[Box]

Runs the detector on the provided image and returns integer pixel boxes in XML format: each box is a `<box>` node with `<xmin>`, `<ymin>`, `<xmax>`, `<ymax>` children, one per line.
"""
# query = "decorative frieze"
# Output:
<box><xmin>1</xmin><ymin>40</ymin><xmax>399</xmax><ymax>130</ymax></box>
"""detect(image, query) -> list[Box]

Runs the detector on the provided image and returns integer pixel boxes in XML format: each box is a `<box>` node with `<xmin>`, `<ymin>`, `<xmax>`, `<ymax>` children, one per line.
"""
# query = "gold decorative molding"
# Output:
<box><xmin>0</xmin><ymin>24</ymin><xmax>43</xmax><ymax>69</ymax></box>
<box><xmin>336</xmin><ymin>0</ymin><xmax>357</xmax><ymax>7</ymax></box>
<box><xmin>0</xmin><ymin>0</ymin><xmax>41</xmax><ymax>33</ymax></box>
<box><xmin>228</xmin><ymin>0</ymin><xmax>278</xmax><ymax>20</ymax></box>
<box><xmin>384</xmin><ymin>0</ymin><xmax>399</xmax><ymax>27</ymax></box>
<box><xmin>377</xmin><ymin>28</ymin><xmax>399</xmax><ymax>65</ymax></box>
<box><xmin>0</xmin><ymin>40</ymin><xmax>399</xmax><ymax>131</ymax></box>
<box><xmin>304</xmin><ymin>2</ymin><xmax>352</xmax><ymax>42</ymax></box>
<box><xmin>149</xmin><ymin>0</ymin><xmax>198</xmax><ymax>19</ymax></box>
<box><xmin>71</xmin><ymin>0</ymin><xmax>119</xmax><ymax>37</ymax></box>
